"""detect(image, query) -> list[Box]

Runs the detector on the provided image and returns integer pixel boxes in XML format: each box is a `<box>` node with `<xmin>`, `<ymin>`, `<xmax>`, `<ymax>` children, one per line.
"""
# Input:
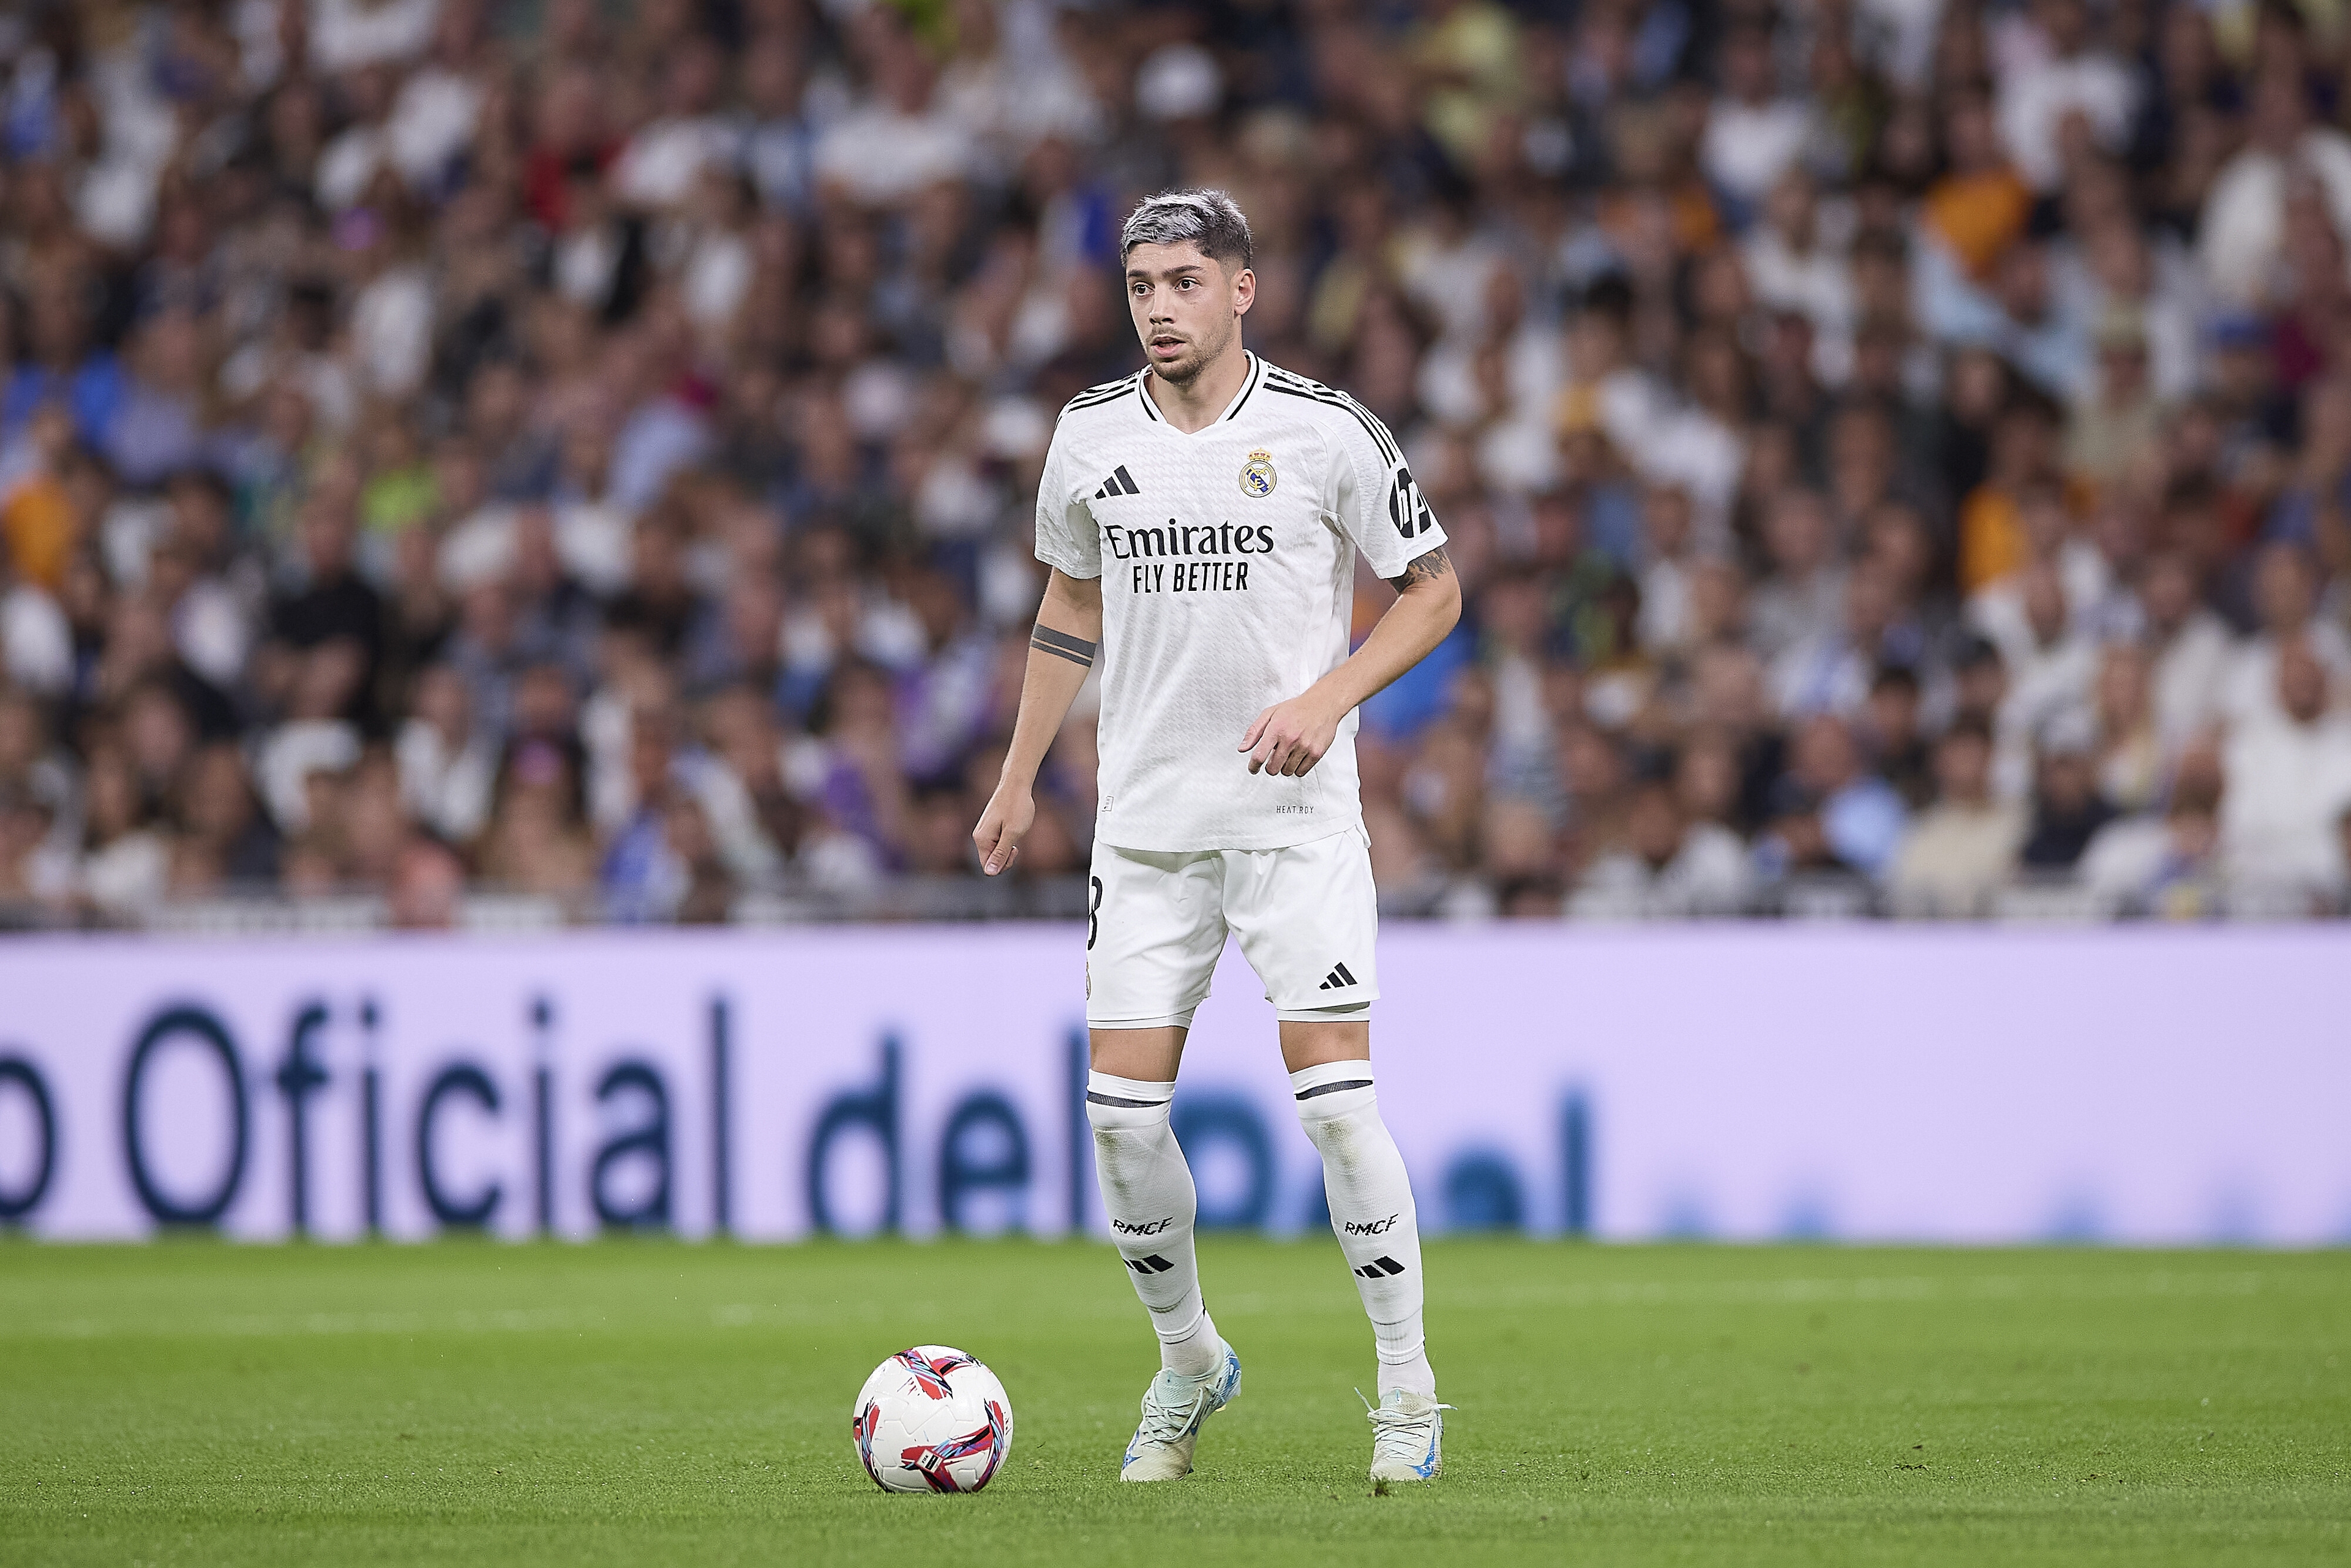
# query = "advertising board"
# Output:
<box><xmin>0</xmin><ymin>926</ymin><xmax>2343</xmax><ymax>1245</ymax></box>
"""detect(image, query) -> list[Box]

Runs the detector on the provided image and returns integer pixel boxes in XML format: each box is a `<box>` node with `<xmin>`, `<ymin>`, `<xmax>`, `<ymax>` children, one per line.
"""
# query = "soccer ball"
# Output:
<box><xmin>851</xmin><ymin>1346</ymin><xmax>1014</xmax><ymax>1494</ymax></box>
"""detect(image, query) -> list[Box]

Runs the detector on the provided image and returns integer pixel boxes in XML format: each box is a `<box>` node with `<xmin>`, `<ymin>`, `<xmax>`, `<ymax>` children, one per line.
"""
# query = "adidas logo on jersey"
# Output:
<box><xmin>1318</xmin><ymin>962</ymin><xmax>1360</xmax><ymax>991</ymax></box>
<box><xmin>1094</xmin><ymin>465</ymin><xmax>1141</xmax><ymax>499</ymax></box>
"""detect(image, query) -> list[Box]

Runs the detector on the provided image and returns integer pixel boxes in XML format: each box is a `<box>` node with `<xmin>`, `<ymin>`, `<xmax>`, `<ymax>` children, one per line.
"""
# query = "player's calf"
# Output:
<box><xmin>1087</xmin><ymin>1070</ymin><xmax>1224</xmax><ymax>1378</ymax></box>
<box><xmin>1291</xmin><ymin>1062</ymin><xmax>1438</xmax><ymax>1403</ymax></box>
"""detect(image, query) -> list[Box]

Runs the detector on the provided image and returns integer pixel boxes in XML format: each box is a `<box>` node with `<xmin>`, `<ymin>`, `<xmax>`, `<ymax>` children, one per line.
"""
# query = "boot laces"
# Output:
<box><xmin>1357</xmin><ymin>1388</ymin><xmax>1453</xmax><ymax>1461</ymax></box>
<box><xmin>1135</xmin><ymin>1370</ymin><xmax>1214</xmax><ymax>1447</ymax></box>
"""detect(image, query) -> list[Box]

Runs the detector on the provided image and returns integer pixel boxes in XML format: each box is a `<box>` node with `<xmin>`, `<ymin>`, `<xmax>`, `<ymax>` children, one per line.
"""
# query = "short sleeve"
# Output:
<box><xmin>1032</xmin><ymin>426</ymin><xmax>1100</xmax><ymax>580</ymax></box>
<box><xmin>1325</xmin><ymin>397</ymin><xmax>1446</xmax><ymax>580</ymax></box>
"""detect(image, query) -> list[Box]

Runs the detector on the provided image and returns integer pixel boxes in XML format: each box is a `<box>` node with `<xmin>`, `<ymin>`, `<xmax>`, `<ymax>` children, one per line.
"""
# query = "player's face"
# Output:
<box><xmin>1124</xmin><ymin>242</ymin><xmax>1253</xmax><ymax>386</ymax></box>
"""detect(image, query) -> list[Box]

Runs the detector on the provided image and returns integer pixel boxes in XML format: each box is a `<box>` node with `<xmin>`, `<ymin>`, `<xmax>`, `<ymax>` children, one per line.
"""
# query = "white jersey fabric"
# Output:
<box><xmin>1035</xmin><ymin>353</ymin><xmax>1447</xmax><ymax>852</ymax></box>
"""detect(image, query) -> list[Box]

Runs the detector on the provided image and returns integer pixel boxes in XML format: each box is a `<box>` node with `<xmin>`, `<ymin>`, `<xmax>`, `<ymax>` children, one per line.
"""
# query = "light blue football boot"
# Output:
<box><xmin>1119</xmin><ymin>1340</ymin><xmax>1242</xmax><ymax>1481</ymax></box>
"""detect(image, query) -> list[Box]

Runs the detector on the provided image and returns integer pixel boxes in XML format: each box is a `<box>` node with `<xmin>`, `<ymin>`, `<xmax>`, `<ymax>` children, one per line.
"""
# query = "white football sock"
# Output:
<box><xmin>1292</xmin><ymin>1061</ymin><xmax>1435</xmax><ymax>1398</ymax></box>
<box><xmin>1087</xmin><ymin>1070</ymin><xmax>1221</xmax><ymax>1378</ymax></box>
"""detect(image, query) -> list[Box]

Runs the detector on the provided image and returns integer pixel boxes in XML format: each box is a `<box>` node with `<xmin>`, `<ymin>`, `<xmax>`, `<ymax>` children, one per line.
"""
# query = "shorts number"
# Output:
<box><xmin>1087</xmin><ymin>876</ymin><xmax>1103</xmax><ymax>951</ymax></box>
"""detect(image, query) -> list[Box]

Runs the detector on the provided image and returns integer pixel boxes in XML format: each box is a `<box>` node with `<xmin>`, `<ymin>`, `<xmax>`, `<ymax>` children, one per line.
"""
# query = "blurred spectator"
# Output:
<box><xmin>1889</xmin><ymin>718</ymin><xmax>2025</xmax><ymax>915</ymax></box>
<box><xmin>664</xmin><ymin>795</ymin><xmax>736</xmax><ymax>925</ymax></box>
<box><xmin>1921</xmin><ymin>92</ymin><xmax>2031</xmax><ymax>285</ymax></box>
<box><xmin>388</xmin><ymin>834</ymin><xmax>467</xmax><ymax>930</ymax></box>
<box><xmin>2199</xmin><ymin>63</ymin><xmax>2351</xmax><ymax>310</ymax></box>
<box><xmin>1577</xmin><ymin>778</ymin><xmax>1751</xmax><ymax>917</ymax></box>
<box><xmin>2221</xmin><ymin>638</ymin><xmax>2351</xmax><ymax>897</ymax></box>
<box><xmin>2019</xmin><ymin>717</ymin><xmax>2116</xmax><ymax>871</ymax></box>
<box><xmin>2220</xmin><ymin>543</ymin><xmax>2351</xmax><ymax>730</ymax></box>
<box><xmin>1703</xmin><ymin>26</ymin><xmax>1815</xmax><ymax>212</ymax></box>
<box><xmin>1995</xmin><ymin>0</ymin><xmax>2135</xmax><ymax>195</ymax></box>
<box><xmin>176</xmin><ymin>744</ymin><xmax>280</xmax><ymax>890</ymax></box>
<box><xmin>76</xmin><ymin>741</ymin><xmax>167</xmax><ymax>919</ymax></box>
<box><xmin>602</xmin><ymin>703</ymin><xmax>689</xmax><ymax>923</ymax></box>
<box><xmin>397</xmin><ymin>664</ymin><xmax>497</xmax><ymax>843</ymax></box>
<box><xmin>479</xmin><ymin>737</ymin><xmax>597</xmax><ymax>900</ymax></box>
<box><xmin>2138</xmin><ymin>550</ymin><xmax>2231</xmax><ymax>752</ymax></box>
<box><xmin>0</xmin><ymin>782</ymin><xmax>70</xmax><ymax>916</ymax></box>
<box><xmin>1781</xmin><ymin>713</ymin><xmax>1908</xmax><ymax>878</ymax></box>
<box><xmin>1860</xmin><ymin>666</ymin><xmax>1935</xmax><ymax>809</ymax></box>
<box><xmin>2091</xmin><ymin>642</ymin><xmax>2164</xmax><ymax>814</ymax></box>
<box><xmin>2081</xmin><ymin>751</ymin><xmax>2229</xmax><ymax>917</ymax></box>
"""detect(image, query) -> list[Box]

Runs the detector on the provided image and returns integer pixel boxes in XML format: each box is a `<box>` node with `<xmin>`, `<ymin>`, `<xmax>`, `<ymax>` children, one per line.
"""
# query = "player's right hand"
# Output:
<box><xmin>973</xmin><ymin>784</ymin><xmax>1035</xmax><ymax>876</ymax></box>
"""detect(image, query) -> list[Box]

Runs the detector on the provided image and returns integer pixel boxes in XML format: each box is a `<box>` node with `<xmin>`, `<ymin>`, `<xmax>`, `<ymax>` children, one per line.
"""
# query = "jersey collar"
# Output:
<box><xmin>1138</xmin><ymin>351</ymin><xmax>1264</xmax><ymax>432</ymax></box>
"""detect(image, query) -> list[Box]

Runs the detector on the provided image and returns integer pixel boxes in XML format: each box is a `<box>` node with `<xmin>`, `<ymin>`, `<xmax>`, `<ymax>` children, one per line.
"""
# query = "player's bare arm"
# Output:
<box><xmin>973</xmin><ymin>568</ymin><xmax>1103</xmax><ymax>875</ymax></box>
<box><xmin>1240</xmin><ymin>544</ymin><xmax>1461</xmax><ymax>777</ymax></box>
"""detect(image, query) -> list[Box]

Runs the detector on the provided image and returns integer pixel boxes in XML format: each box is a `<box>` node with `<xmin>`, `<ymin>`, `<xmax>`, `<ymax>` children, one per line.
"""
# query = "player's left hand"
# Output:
<box><xmin>1240</xmin><ymin>694</ymin><xmax>1341</xmax><ymax>776</ymax></box>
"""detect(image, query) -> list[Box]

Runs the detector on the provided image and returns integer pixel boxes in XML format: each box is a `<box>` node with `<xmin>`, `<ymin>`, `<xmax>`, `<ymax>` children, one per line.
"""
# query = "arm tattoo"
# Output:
<box><xmin>1385</xmin><ymin>544</ymin><xmax>1454</xmax><ymax>592</ymax></box>
<box><xmin>1030</xmin><ymin>623</ymin><xmax>1097</xmax><ymax>667</ymax></box>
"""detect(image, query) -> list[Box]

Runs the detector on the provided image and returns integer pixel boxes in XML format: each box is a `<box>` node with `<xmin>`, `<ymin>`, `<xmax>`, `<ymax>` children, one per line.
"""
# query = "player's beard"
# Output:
<box><xmin>1152</xmin><ymin>313</ymin><xmax>1237</xmax><ymax>389</ymax></box>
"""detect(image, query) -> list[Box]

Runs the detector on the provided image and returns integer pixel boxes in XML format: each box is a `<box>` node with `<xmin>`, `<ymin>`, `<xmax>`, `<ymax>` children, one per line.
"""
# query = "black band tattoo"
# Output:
<box><xmin>1385</xmin><ymin>544</ymin><xmax>1454</xmax><ymax>591</ymax></box>
<box><xmin>1030</xmin><ymin>623</ymin><xmax>1098</xmax><ymax>667</ymax></box>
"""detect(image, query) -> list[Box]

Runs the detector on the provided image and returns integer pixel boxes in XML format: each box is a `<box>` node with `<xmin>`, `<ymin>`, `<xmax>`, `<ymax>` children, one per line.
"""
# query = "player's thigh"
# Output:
<box><xmin>1084</xmin><ymin>838</ymin><xmax>1228</xmax><ymax>1029</ymax></box>
<box><xmin>1088</xmin><ymin>1024</ymin><xmax>1186</xmax><ymax>1082</ymax></box>
<box><xmin>1223</xmin><ymin>825</ymin><xmax>1380</xmax><ymax>1016</ymax></box>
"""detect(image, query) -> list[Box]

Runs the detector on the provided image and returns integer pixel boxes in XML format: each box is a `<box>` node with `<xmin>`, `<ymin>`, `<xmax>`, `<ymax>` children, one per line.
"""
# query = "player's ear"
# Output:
<box><xmin>1231</xmin><ymin>266</ymin><xmax>1254</xmax><ymax>318</ymax></box>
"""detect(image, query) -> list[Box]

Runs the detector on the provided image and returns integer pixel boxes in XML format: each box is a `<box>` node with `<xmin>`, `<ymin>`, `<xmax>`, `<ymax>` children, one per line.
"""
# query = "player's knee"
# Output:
<box><xmin>1289</xmin><ymin>1059</ymin><xmax>1379</xmax><ymax>1132</ymax></box>
<box><xmin>1085</xmin><ymin>1071</ymin><xmax>1174</xmax><ymax>1136</ymax></box>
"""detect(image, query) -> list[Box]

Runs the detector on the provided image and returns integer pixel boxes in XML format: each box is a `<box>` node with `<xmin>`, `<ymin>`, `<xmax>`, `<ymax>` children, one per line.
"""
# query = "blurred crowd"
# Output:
<box><xmin>4</xmin><ymin>0</ymin><xmax>2351</xmax><ymax>929</ymax></box>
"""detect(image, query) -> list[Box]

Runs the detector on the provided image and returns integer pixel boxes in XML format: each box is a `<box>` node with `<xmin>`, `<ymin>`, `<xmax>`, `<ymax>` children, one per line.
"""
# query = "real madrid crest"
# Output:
<box><xmin>1239</xmin><ymin>448</ymin><xmax>1278</xmax><ymax>498</ymax></box>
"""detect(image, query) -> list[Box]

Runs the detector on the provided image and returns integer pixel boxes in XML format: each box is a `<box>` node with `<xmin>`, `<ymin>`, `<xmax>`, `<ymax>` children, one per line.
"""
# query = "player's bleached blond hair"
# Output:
<box><xmin>1119</xmin><ymin>189</ymin><xmax>1253</xmax><ymax>272</ymax></box>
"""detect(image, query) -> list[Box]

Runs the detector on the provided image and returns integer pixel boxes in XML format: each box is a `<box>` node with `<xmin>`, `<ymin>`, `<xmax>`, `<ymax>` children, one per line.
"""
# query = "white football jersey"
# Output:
<box><xmin>1033</xmin><ymin>353</ymin><xmax>1447</xmax><ymax>852</ymax></box>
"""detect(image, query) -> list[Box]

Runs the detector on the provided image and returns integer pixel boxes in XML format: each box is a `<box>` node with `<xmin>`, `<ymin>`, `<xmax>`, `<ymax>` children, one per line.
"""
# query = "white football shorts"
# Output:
<box><xmin>1084</xmin><ymin>823</ymin><xmax>1380</xmax><ymax>1029</ymax></box>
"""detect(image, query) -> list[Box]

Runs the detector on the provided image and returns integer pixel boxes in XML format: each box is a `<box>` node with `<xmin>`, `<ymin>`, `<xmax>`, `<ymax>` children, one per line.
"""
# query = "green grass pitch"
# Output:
<box><xmin>2</xmin><ymin>1239</ymin><xmax>2345</xmax><ymax>1566</ymax></box>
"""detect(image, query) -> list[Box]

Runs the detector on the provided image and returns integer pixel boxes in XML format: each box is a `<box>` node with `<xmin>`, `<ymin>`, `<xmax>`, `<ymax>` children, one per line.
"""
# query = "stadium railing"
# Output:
<box><xmin>0</xmin><ymin>869</ymin><xmax>2340</xmax><ymax>933</ymax></box>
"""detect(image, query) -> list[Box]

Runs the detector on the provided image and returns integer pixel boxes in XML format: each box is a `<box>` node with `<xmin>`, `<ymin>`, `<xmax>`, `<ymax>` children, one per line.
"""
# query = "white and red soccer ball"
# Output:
<box><xmin>852</xmin><ymin>1346</ymin><xmax>1014</xmax><ymax>1494</ymax></box>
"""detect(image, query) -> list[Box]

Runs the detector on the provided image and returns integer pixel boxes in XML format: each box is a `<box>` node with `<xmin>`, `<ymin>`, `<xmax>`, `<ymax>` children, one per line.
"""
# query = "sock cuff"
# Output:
<box><xmin>1289</xmin><ymin>1060</ymin><xmax>1376</xmax><ymax>1099</ymax></box>
<box><xmin>1087</xmin><ymin>1070</ymin><xmax>1175</xmax><ymax>1108</ymax></box>
<box><xmin>1151</xmin><ymin>1298</ymin><xmax>1207</xmax><ymax>1341</ymax></box>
